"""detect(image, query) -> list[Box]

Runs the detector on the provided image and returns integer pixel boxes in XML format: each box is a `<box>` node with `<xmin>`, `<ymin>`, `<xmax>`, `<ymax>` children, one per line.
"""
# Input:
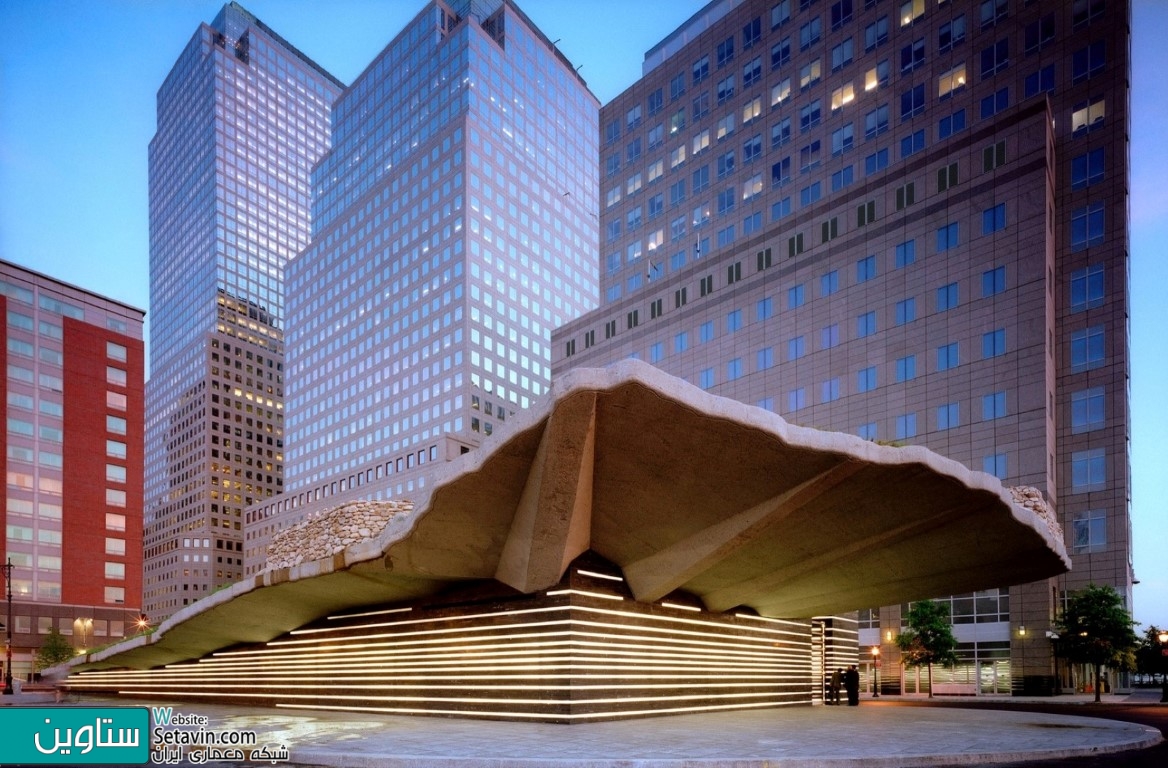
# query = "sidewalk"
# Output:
<box><xmin>9</xmin><ymin>693</ymin><xmax>1159</xmax><ymax>767</ymax></box>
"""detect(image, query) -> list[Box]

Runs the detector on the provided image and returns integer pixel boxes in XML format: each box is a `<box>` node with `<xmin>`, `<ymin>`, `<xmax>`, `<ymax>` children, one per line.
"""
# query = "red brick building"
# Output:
<box><xmin>2</xmin><ymin>260</ymin><xmax>145</xmax><ymax>681</ymax></box>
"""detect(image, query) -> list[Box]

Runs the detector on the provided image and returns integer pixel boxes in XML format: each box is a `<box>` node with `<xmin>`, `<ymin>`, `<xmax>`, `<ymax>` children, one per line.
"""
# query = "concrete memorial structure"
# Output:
<box><xmin>64</xmin><ymin>362</ymin><xmax>1068</xmax><ymax>721</ymax></box>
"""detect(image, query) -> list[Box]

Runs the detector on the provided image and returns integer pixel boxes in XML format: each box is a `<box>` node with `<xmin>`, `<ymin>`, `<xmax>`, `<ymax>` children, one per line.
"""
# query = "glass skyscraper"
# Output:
<box><xmin>282</xmin><ymin>0</ymin><xmax>598</xmax><ymax>487</ymax></box>
<box><xmin>143</xmin><ymin>2</ymin><xmax>342</xmax><ymax>620</ymax></box>
<box><xmin>243</xmin><ymin>0</ymin><xmax>598</xmax><ymax>570</ymax></box>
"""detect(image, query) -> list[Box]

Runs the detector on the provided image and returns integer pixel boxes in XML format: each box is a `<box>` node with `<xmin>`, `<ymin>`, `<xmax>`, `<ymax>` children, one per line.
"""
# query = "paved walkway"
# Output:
<box><xmin>3</xmin><ymin>691</ymin><xmax>1163</xmax><ymax>766</ymax></box>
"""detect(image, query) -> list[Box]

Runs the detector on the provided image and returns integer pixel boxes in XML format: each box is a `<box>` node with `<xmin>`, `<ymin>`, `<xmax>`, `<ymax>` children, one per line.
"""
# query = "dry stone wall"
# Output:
<box><xmin>265</xmin><ymin>499</ymin><xmax>413</xmax><ymax>570</ymax></box>
<box><xmin>1009</xmin><ymin>486</ymin><xmax>1062</xmax><ymax>542</ymax></box>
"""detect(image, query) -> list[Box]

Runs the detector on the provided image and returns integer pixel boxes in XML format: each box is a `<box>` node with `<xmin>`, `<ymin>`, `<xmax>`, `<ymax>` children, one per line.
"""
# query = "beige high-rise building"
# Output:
<box><xmin>554</xmin><ymin>0</ymin><xmax>1130</xmax><ymax>696</ymax></box>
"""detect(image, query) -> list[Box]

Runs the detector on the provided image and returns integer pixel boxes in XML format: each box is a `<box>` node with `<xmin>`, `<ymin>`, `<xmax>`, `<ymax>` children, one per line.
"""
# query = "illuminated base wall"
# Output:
<box><xmin>67</xmin><ymin>557</ymin><xmax>856</xmax><ymax>722</ymax></box>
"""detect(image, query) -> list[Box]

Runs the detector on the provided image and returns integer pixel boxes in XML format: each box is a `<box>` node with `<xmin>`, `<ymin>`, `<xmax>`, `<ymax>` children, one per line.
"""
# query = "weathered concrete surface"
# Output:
<box><xmin>66</xmin><ymin>360</ymin><xmax>1067</xmax><ymax>674</ymax></box>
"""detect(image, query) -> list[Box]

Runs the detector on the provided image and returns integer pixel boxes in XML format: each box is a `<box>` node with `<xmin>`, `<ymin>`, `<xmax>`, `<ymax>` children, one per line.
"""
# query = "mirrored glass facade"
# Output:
<box><xmin>143</xmin><ymin>3</ymin><xmax>342</xmax><ymax>620</ymax></box>
<box><xmin>284</xmin><ymin>0</ymin><xmax>598</xmax><ymax>490</ymax></box>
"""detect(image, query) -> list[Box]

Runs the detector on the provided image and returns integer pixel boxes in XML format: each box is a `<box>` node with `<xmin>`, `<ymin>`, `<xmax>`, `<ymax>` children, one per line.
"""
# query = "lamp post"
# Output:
<box><xmin>3</xmin><ymin>557</ymin><xmax>13</xmax><ymax>695</ymax></box>
<box><xmin>1158</xmin><ymin>630</ymin><xmax>1168</xmax><ymax>704</ymax></box>
<box><xmin>870</xmin><ymin>646</ymin><xmax>881</xmax><ymax>697</ymax></box>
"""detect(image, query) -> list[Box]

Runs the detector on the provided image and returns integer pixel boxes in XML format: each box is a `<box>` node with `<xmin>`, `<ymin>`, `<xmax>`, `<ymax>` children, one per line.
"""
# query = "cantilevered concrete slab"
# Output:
<box><xmin>69</xmin><ymin>360</ymin><xmax>1067</xmax><ymax>674</ymax></box>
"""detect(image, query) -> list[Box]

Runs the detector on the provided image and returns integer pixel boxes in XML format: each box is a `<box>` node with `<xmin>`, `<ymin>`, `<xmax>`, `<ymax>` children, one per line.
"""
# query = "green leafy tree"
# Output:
<box><xmin>896</xmin><ymin>600</ymin><xmax>959</xmax><ymax>698</ymax></box>
<box><xmin>1055</xmin><ymin>584</ymin><xmax>1138</xmax><ymax>702</ymax></box>
<box><xmin>1134</xmin><ymin>625</ymin><xmax>1167</xmax><ymax>684</ymax></box>
<box><xmin>35</xmin><ymin>627</ymin><xmax>76</xmax><ymax>671</ymax></box>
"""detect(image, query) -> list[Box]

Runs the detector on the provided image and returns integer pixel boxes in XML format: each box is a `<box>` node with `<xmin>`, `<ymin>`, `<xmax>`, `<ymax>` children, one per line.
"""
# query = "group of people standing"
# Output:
<box><xmin>827</xmin><ymin>666</ymin><xmax>860</xmax><ymax>706</ymax></box>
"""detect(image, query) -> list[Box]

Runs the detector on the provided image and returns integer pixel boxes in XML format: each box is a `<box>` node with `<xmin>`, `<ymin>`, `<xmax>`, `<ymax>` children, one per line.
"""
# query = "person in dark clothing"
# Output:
<box><xmin>828</xmin><ymin>668</ymin><xmax>842</xmax><ymax>705</ymax></box>
<box><xmin>844</xmin><ymin>665</ymin><xmax>860</xmax><ymax>705</ymax></box>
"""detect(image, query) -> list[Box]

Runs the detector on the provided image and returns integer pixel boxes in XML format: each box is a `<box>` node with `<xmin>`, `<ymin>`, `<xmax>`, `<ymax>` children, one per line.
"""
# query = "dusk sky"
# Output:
<box><xmin>1</xmin><ymin>0</ymin><xmax>1165</xmax><ymax>629</ymax></box>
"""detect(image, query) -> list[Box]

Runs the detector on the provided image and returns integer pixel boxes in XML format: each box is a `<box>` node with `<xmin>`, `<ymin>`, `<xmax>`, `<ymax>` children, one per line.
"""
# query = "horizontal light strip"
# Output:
<box><xmin>91</xmin><ymin>689</ymin><xmax>791</xmax><ymax>706</ymax></box>
<box><xmin>69</xmin><ymin>680</ymin><xmax>802</xmax><ymax>693</ymax></box>
<box><xmin>545</xmin><ymin>589</ymin><xmax>623</xmax><ymax>601</ymax></box>
<box><xmin>275</xmin><ymin>698</ymin><xmax>804</xmax><ymax>720</ymax></box>
<box><xmin>660</xmin><ymin>602</ymin><xmax>701</xmax><ymax>612</ymax></box>
<box><xmin>287</xmin><ymin>605</ymin><xmax>570</xmax><ymax>638</ymax></box>
<box><xmin>327</xmin><ymin>607</ymin><xmax>413</xmax><ymax>621</ymax></box>
<box><xmin>574</xmin><ymin>569</ymin><xmax>624</xmax><ymax>582</ymax></box>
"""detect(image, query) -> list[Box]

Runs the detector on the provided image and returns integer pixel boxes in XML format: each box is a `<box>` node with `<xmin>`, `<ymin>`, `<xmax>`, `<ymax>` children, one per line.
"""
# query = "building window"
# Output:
<box><xmin>895</xmin><ymin>298</ymin><xmax>916</xmax><ymax>325</ymax></box>
<box><xmin>788</xmin><ymin>388</ymin><xmax>807</xmax><ymax>412</ymax></box>
<box><xmin>857</xmin><ymin>366</ymin><xmax>877</xmax><ymax>393</ymax></box>
<box><xmin>858</xmin><ymin>423</ymin><xmax>877</xmax><ymax>441</ymax></box>
<box><xmin>982</xmin><ymin>266</ymin><xmax>1006</xmax><ymax>297</ymax></box>
<box><xmin>938</xmin><ymin>109</ymin><xmax>967</xmax><ymax>139</ymax></box>
<box><xmin>674</xmin><ymin>332</ymin><xmax>689</xmax><ymax>353</ymax></box>
<box><xmin>1070</xmin><ymin>264</ymin><xmax>1104</xmax><ymax>312</ymax></box>
<box><xmin>983</xmin><ymin>453</ymin><xmax>1007</xmax><ymax>480</ymax></box>
<box><xmin>727</xmin><ymin>358</ymin><xmax>744</xmax><ymax>381</ymax></box>
<box><xmin>937</xmin><ymin>342</ymin><xmax>959</xmax><ymax>371</ymax></box>
<box><xmin>1070</xmin><ymin>325</ymin><xmax>1105</xmax><ymax>371</ymax></box>
<box><xmin>895</xmin><ymin>182</ymin><xmax>915</xmax><ymax>211</ymax></box>
<box><xmin>788</xmin><ymin>335</ymin><xmax>806</xmax><ymax>360</ymax></box>
<box><xmin>831</xmin><ymin>167</ymin><xmax>854</xmax><ymax>192</ymax></box>
<box><xmin>821</xmin><ymin>270</ymin><xmax>839</xmax><ymax>296</ymax></box>
<box><xmin>983</xmin><ymin>391</ymin><xmax>1007</xmax><ymax>420</ymax></box>
<box><xmin>900</xmin><ymin>84</ymin><xmax>925</xmax><ymax>120</ymax></box>
<box><xmin>822</xmin><ymin>377</ymin><xmax>841</xmax><ymax>403</ymax></box>
<box><xmin>900</xmin><ymin>37</ymin><xmax>925</xmax><ymax>73</ymax></box>
<box><xmin>799</xmin><ymin>182</ymin><xmax>821</xmax><ymax>207</ymax></box>
<box><xmin>788</xmin><ymin>284</ymin><xmax>805</xmax><ymax>309</ymax></box>
<box><xmin>773</xmin><ymin>196</ymin><xmax>793</xmax><ymax>221</ymax></box>
<box><xmin>982</xmin><ymin>329</ymin><xmax>1006</xmax><ymax>358</ymax></box>
<box><xmin>800</xmin><ymin>17</ymin><xmax>822</xmax><ymax>50</ymax></box>
<box><xmin>896</xmin><ymin>354</ymin><xmax>917</xmax><ymax>382</ymax></box>
<box><xmin>831</xmin><ymin>38</ymin><xmax>854</xmax><ymax>71</ymax></box>
<box><xmin>1071</xmin><ymin>202</ymin><xmax>1105</xmax><ymax>250</ymax></box>
<box><xmin>936</xmin><ymin>222</ymin><xmax>959</xmax><ymax>252</ymax></box>
<box><xmin>865</xmin><ymin>104</ymin><xmax>889</xmax><ymax>138</ymax></box>
<box><xmin>980</xmin><ymin>38</ymin><xmax>1009</xmax><ymax>78</ymax></box>
<box><xmin>1072</xmin><ymin>97</ymin><xmax>1106</xmax><ymax>135</ymax></box>
<box><xmin>106</xmin><ymin>342</ymin><xmax>128</xmax><ymax>362</ymax></box>
<box><xmin>901</xmin><ymin>129</ymin><xmax>926</xmax><ymax>159</ymax></box>
<box><xmin>1024</xmin><ymin>13</ymin><xmax>1056</xmax><ymax>54</ymax></box>
<box><xmin>895</xmin><ymin>413</ymin><xmax>917</xmax><ymax>440</ymax></box>
<box><xmin>864</xmin><ymin>59</ymin><xmax>891</xmax><ymax>91</ymax></box>
<box><xmin>699</xmin><ymin>368</ymin><xmax>715</xmax><ymax>390</ymax></box>
<box><xmin>1071</xmin><ymin>387</ymin><xmax>1105</xmax><ymax>433</ymax></box>
<box><xmin>982</xmin><ymin>203</ymin><xmax>1006</xmax><ymax>234</ymax></box>
<box><xmin>937</xmin><ymin>402</ymin><xmax>960</xmax><ymax>431</ymax></box>
<box><xmin>856</xmin><ymin>255</ymin><xmax>877</xmax><ymax>282</ymax></box>
<box><xmin>938</xmin><ymin>64</ymin><xmax>966</xmax><ymax>99</ymax></box>
<box><xmin>772</xmin><ymin>37</ymin><xmax>792</xmax><ymax>70</ymax></box>
<box><xmin>865</xmin><ymin>15</ymin><xmax>889</xmax><ymax>51</ymax></box>
<box><xmin>939</xmin><ymin>16</ymin><xmax>967</xmax><ymax>52</ymax></box>
<box><xmin>1073</xmin><ymin>511</ymin><xmax>1107</xmax><ymax>554</ymax></box>
<box><xmin>983</xmin><ymin>140</ymin><xmax>1007</xmax><ymax>172</ymax></box>
<box><xmin>757</xmin><ymin>347</ymin><xmax>774</xmax><ymax>371</ymax></box>
<box><xmin>856</xmin><ymin>311</ymin><xmax>877</xmax><ymax>338</ymax></box>
<box><xmin>756</xmin><ymin>297</ymin><xmax>773</xmax><ymax>320</ymax></box>
<box><xmin>1071</xmin><ymin>148</ymin><xmax>1105</xmax><ymax>189</ymax></box>
<box><xmin>1024</xmin><ymin>65</ymin><xmax>1056</xmax><ymax>99</ymax></box>
<box><xmin>1071</xmin><ymin>41</ymin><xmax>1106</xmax><ymax>84</ymax></box>
<box><xmin>937</xmin><ymin>283</ymin><xmax>959</xmax><ymax>311</ymax></box>
<box><xmin>822</xmin><ymin>324</ymin><xmax>840</xmax><ymax>349</ymax></box>
<box><xmin>865</xmin><ymin>148</ymin><xmax>889</xmax><ymax>175</ymax></box>
<box><xmin>980</xmin><ymin>87</ymin><xmax>1009</xmax><ymax>118</ymax></box>
<box><xmin>1071</xmin><ymin>448</ymin><xmax>1106</xmax><ymax>492</ymax></box>
<box><xmin>831</xmin><ymin>123</ymin><xmax>854</xmax><ymax>154</ymax></box>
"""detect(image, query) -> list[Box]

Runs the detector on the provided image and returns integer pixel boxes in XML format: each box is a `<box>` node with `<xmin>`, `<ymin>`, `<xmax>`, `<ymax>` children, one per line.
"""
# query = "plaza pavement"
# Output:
<box><xmin>2</xmin><ymin>689</ymin><xmax>1163</xmax><ymax>766</ymax></box>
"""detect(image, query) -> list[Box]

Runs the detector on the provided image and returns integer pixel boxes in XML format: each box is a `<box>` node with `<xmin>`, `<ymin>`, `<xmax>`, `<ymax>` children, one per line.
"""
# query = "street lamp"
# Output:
<box><xmin>3</xmin><ymin>557</ymin><xmax>13</xmax><ymax>695</ymax></box>
<box><xmin>870</xmin><ymin>646</ymin><xmax>881</xmax><ymax>697</ymax></box>
<box><xmin>1158</xmin><ymin>630</ymin><xmax>1168</xmax><ymax>703</ymax></box>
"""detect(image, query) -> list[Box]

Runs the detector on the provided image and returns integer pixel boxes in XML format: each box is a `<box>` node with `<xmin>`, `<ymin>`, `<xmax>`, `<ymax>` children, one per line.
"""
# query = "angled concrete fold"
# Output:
<box><xmin>66</xmin><ymin>360</ymin><xmax>1068</xmax><ymax>674</ymax></box>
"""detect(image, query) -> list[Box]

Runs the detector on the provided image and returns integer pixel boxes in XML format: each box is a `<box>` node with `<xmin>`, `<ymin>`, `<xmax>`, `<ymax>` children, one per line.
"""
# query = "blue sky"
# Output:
<box><xmin>1</xmin><ymin>1</ymin><xmax>1165</xmax><ymax>630</ymax></box>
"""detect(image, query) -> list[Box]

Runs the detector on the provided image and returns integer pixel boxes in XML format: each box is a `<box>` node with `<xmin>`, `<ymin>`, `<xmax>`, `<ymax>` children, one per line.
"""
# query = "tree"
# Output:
<box><xmin>1134</xmin><ymin>625</ymin><xmax>1167</xmax><ymax>684</ymax></box>
<box><xmin>896</xmin><ymin>600</ymin><xmax>959</xmax><ymax>698</ymax></box>
<box><xmin>1055</xmin><ymin>584</ymin><xmax>1138</xmax><ymax>703</ymax></box>
<box><xmin>36</xmin><ymin>627</ymin><xmax>76</xmax><ymax>671</ymax></box>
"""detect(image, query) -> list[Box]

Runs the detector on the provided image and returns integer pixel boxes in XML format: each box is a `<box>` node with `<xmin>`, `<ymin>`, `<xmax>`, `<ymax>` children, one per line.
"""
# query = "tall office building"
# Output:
<box><xmin>243</xmin><ymin>0</ymin><xmax>599</xmax><ymax>570</ymax></box>
<box><xmin>554</xmin><ymin>0</ymin><xmax>1130</xmax><ymax>695</ymax></box>
<box><xmin>2</xmin><ymin>260</ymin><xmax>145</xmax><ymax>681</ymax></box>
<box><xmin>143</xmin><ymin>3</ymin><xmax>343</xmax><ymax>620</ymax></box>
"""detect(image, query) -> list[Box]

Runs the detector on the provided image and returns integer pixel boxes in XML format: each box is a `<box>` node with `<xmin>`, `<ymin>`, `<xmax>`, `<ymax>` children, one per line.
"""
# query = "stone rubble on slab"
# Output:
<box><xmin>265</xmin><ymin>499</ymin><xmax>413</xmax><ymax>570</ymax></box>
